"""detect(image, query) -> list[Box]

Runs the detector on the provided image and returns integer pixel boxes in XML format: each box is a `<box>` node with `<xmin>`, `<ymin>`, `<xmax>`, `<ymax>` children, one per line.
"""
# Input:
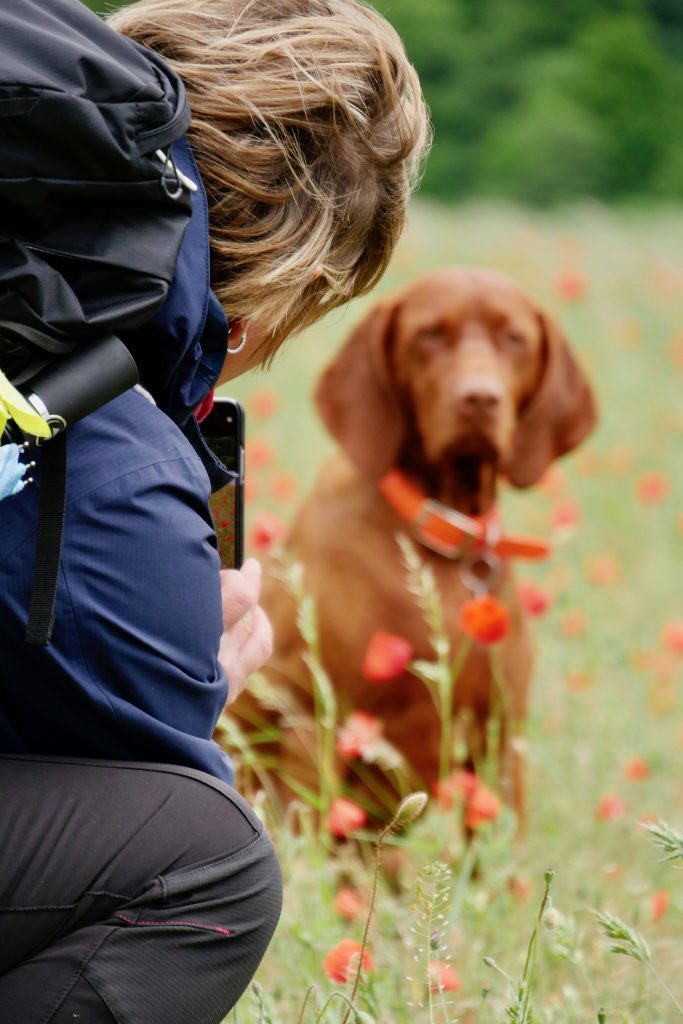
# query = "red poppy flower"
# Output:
<box><xmin>465</xmin><ymin>779</ymin><xmax>502</xmax><ymax>829</ymax></box>
<box><xmin>326</xmin><ymin>798</ymin><xmax>367</xmax><ymax>839</ymax></box>
<box><xmin>249</xmin><ymin>389</ymin><xmax>279</xmax><ymax>420</ymax></box>
<box><xmin>332</xmin><ymin>887</ymin><xmax>365</xmax><ymax>922</ymax></box>
<box><xmin>561</xmin><ymin>609</ymin><xmax>588</xmax><ymax>638</ymax></box>
<box><xmin>269</xmin><ymin>472</ymin><xmax>298</xmax><ymax>501</ymax></box>
<box><xmin>661</xmin><ymin>620</ymin><xmax>683</xmax><ymax>656</ymax></box>
<box><xmin>554</xmin><ymin>269</ymin><xmax>586</xmax><ymax>301</ymax></box>
<box><xmin>585</xmin><ymin>554</ymin><xmax>622</xmax><ymax>587</ymax></box>
<box><xmin>596</xmin><ymin>794</ymin><xmax>626</xmax><ymax>821</ymax></box>
<box><xmin>433</xmin><ymin>769</ymin><xmax>478</xmax><ymax>810</ymax></box>
<box><xmin>458</xmin><ymin>594</ymin><xmax>509</xmax><ymax>645</ymax></box>
<box><xmin>518</xmin><ymin>580</ymin><xmax>552</xmax><ymax>617</ymax></box>
<box><xmin>551</xmin><ymin>500</ymin><xmax>581</xmax><ymax>530</ymax></box>
<box><xmin>248</xmin><ymin>512</ymin><xmax>287</xmax><ymax>551</ymax></box>
<box><xmin>323</xmin><ymin>939</ymin><xmax>373</xmax><ymax>984</ymax></box>
<box><xmin>361</xmin><ymin>630</ymin><xmax>413</xmax><ymax>683</ymax></box>
<box><xmin>651</xmin><ymin>890</ymin><xmax>670</xmax><ymax>923</ymax></box>
<box><xmin>336</xmin><ymin>712</ymin><xmax>383</xmax><ymax>760</ymax></box>
<box><xmin>245</xmin><ymin>437</ymin><xmax>274</xmax><ymax>470</ymax></box>
<box><xmin>635</xmin><ymin>471</ymin><xmax>670</xmax><ymax>505</ymax></box>
<box><xmin>623</xmin><ymin>756</ymin><xmax>649</xmax><ymax>781</ymax></box>
<box><xmin>428</xmin><ymin>961</ymin><xmax>461</xmax><ymax>993</ymax></box>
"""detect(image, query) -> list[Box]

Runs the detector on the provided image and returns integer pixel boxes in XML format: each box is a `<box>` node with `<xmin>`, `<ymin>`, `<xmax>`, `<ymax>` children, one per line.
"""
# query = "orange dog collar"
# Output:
<box><xmin>378</xmin><ymin>469</ymin><xmax>552</xmax><ymax>562</ymax></box>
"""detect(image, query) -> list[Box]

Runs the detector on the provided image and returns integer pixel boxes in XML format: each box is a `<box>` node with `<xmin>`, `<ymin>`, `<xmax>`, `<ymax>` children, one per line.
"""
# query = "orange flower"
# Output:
<box><xmin>245</xmin><ymin>437</ymin><xmax>274</xmax><ymax>470</ymax></box>
<box><xmin>428</xmin><ymin>961</ymin><xmax>461</xmax><ymax>993</ymax></box>
<box><xmin>248</xmin><ymin>512</ymin><xmax>288</xmax><ymax>551</ymax></box>
<box><xmin>336</xmin><ymin>712</ymin><xmax>383</xmax><ymax>760</ymax></box>
<box><xmin>551</xmin><ymin>500</ymin><xmax>581</xmax><ymax>530</ymax></box>
<box><xmin>623</xmin><ymin>756</ymin><xmax>649</xmax><ymax>781</ymax></box>
<box><xmin>585</xmin><ymin>554</ymin><xmax>622</xmax><ymax>587</ymax></box>
<box><xmin>323</xmin><ymin>939</ymin><xmax>373</xmax><ymax>984</ymax></box>
<box><xmin>561</xmin><ymin>609</ymin><xmax>588</xmax><ymax>638</ymax></box>
<box><xmin>554</xmin><ymin>269</ymin><xmax>586</xmax><ymax>301</ymax></box>
<box><xmin>332</xmin><ymin>888</ymin><xmax>365</xmax><ymax>922</ymax></box>
<box><xmin>248</xmin><ymin>389</ymin><xmax>279</xmax><ymax>420</ymax></box>
<box><xmin>458</xmin><ymin>594</ymin><xmax>509</xmax><ymax>645</ymax></box>
<box><xmin>326</xmin><ymin>797</ymin><xmax>367</xmax><ymax>839</ymax></box>
<box><xmin>651</xmin><ymin>890</ymin><xmax>670</xmax><ymax>923</ymax></box>
<box><xmin>361</xmin><ymin>630</ymin><xmax>413</xmax><ymax>683</ymax></box>
<box><xmin>268</xmin><ymin>471</ymin><xmax>298</xmax><ymax>501</ymax></box>
<box><xmin>661</xmin><ymin>620</ymin><xmax>683</xmax><ymax>656</ymax></box>
<box><xmin>596</xmin><ymin>794</ymin><xmax>626</xmax><ymax>822</ymax></box>
<box><xmin>508</xmin><ymin>875</ymin><xmax>532</xmax><ymax>902</ymax></box>
<box><xmin>465</xmin><ymin>779</ymin><xmax>502</xmax><ymax>829</ymax></box>
<box><xmin>518</xmin><ymin>580</ymin><xmax>552</xmax><ymax>617</ymax></box>
<box><xmin>635</xmin><ymin>471</ymin><xmax>670</xmax><ymax>505</ymax></box>
<box><xmin>433</xmin><ymin>769</ymin><xmax>478</xmax><ymax>810</ymax></box>
<box><xmin>566</xmin><ymin>670</ymin><xmax>591</xmax><ymax>692</ymax></box>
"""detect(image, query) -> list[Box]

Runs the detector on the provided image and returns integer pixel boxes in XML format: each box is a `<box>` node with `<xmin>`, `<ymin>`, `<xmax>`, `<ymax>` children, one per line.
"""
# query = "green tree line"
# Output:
<box><xmin>86</xmin><ymin>0</ymin><xmax>683</xmax><ymax>205</ymax></box>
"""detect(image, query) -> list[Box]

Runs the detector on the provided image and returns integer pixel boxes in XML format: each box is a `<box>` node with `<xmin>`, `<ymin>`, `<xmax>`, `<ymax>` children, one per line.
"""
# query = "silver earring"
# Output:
<box><xmin>226</xmin><ymin>328</ymin><xmax>248</xmax><ymax>355</ymax></box>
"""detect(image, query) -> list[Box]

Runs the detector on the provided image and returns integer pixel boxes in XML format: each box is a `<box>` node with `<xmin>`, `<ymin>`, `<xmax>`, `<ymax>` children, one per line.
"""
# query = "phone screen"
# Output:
<box><xmin>203</xmin><ymin>398</ymin><xmax>245</xmax><ymax>569</ymax></box>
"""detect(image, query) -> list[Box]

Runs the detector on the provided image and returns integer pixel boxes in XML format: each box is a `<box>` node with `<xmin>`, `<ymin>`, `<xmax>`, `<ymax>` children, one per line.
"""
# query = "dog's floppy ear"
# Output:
<box><xmin>505</xmin><ymin>309</ymin><xmax>598</xmax><ymax>488</ymax></box>
<box><xmin>315</xmin><ymin>300</ymin><xmax>405</xmax><ymax>478</ymax></box>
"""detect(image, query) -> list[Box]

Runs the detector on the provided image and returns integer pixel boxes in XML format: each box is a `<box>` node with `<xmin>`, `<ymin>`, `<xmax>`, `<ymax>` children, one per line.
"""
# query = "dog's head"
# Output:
<box><xmin>315</xmin><ymin>267</ymin><xmax>597</xmax><ymax>512</ymax></box>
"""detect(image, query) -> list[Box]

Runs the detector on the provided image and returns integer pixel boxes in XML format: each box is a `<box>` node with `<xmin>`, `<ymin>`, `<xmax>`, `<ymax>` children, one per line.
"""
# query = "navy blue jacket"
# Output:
<box><xmin>0</xmin><ymin>138</ymin><xmax>235</xmax><ymax>784</ymax></box>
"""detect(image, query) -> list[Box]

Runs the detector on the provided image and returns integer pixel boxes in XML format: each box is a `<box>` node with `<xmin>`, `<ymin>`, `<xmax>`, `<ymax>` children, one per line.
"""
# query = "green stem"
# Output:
<box><xmin>341</xmin><ymin>823</ymin><xmax>391</xmax><ymax>1024</ymax></box>
<box><xmin>438</xmin><ymin>637</ymin><xmax>472</xmax><ymax>783</ymax></box>
<box><xmin>649</xmin><ymin>963</ymin><xmax>683</xmax><ymax>1017</ymax></box>
<box><xmin>295</xmin><ymin>985</ymin><xmax>317</xmax><ymax>1024</ymax></box>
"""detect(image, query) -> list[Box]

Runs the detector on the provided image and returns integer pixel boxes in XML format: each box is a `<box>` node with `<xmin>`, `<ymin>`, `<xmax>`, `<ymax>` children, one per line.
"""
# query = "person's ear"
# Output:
<box><xmin>504</xmin><ymin>309</ymin><xmax>598</xmax><ymax>488</ymax></box>
<box><xmin>315</xmin><ymin>300</ymin><xmax>405</xmax><ymax>478</ymax></box>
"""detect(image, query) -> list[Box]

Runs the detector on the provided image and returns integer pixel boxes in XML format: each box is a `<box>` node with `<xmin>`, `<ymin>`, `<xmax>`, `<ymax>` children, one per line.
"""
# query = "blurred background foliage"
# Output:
<box><xmin>87</xmin><ymin>0</ymin><xmax>683</xmax><ymax>206</ymax></box>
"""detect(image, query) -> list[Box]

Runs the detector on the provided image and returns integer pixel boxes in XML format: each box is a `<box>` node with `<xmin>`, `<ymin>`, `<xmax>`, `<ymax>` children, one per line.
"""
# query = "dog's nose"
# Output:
<box><xmin>454</xmin><ymin>375</ymin><xmax>504</xmax><ymax>420</ymax></box>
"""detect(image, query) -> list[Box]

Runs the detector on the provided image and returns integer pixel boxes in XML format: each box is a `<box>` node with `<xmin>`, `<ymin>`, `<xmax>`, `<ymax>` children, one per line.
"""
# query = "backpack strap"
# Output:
<box><xmin>24</xmin><ymin>432</ymin><xmax>67</xmax><ymax>646</ymax></box>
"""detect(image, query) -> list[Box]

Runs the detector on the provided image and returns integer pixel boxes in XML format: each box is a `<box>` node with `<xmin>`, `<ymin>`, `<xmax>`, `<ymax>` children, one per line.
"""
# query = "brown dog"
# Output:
<box><xmin>236</xmin><ymin>267</ymin><xmax>597</xmax><ymax>826</ymax></box>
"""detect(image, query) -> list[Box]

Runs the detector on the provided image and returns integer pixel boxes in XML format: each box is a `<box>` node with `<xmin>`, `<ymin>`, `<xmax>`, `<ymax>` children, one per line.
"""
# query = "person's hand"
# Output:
<box><xmin>218</xmin><ymin>559</ymin><xmax>273</xmax><ymax>705</ymax></box>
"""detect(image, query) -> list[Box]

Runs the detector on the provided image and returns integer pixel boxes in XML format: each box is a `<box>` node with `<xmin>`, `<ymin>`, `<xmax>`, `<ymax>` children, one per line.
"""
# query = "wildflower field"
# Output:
<box><xmin>220</xmin><ymin>201</ymin><xmax>683</xmax><ymax>1024</ymax></box>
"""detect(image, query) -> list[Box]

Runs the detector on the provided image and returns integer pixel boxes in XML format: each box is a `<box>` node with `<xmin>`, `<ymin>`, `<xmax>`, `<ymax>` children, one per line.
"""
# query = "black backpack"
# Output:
<box><xmin>0</xmin><ymin>0</ymin><xmax>195</xmax><ymax>643</ymax></box>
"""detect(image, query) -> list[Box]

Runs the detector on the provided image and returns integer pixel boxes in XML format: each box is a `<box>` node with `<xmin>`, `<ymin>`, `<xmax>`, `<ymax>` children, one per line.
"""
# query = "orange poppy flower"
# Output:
<box><xmin>596</xmin><ymin>794</ymin><xmax>626</xmax><ymax>822</ymax></box>
<box><xmin>326</xmin><ymin>797</ymin><xmax>367</xmax><ymax>839</ymax></box>
<box><xmin>245</xmin><ymin>437</ymin><xmax>274</xmax><ymax>470</ymax></box>
<box><xmin>428</xmin><ymin>961</ymin><xmax>461</xmax><ymax>993</ymax></box>
<box><xmin>661</xmin><ymin>620</ymin><xmax>683</xmax><ymax>656</ymax></box>
<box><xmin>248</xmin><ymin>389</ymin><xmax>279</xmax><ymax>419</ymax></box>
<box><xmin>561</xmin><ymin>609</ymin><xmax>588</xmax><ymax>638</ymax></box>
<box><xmin>361</xmin><ymin>630</ymin><xmax>413</xmax><ymax>683</ymax></box>
<box><xmin>458</xmin><ymin>594</ymin><xmax>509</xmax><ymax>645</ymax></box>
<box><xmin>651</xmin><ymin>890</ymin><xmax>670</xmax><ymax>923</ymax></box>
<box><xmin>248</xmin><ymin>512</ymin><xmax>288</xmax><ymax>551</ymax></box>
<box><xmin>465</xmin><ymin>779</ymin><xmax>502</xmax><ymax>829</ymax></box>
<box><xmin>269</xmin><ymin>471</ymin><xmax>298</xmax><ymax>501</ymax></box>
<box><xmin>518</xmin><ymin>580</ymin><xmax>552</xmax><ymax>617</ymax></box>
<box><xmin>332</xmin><ymin>888</ymin><xmax>365</xmax><ymax>922</ymax></box>
<box><xmin>323</xmin><ymin>939</ymin><xmax>374</xmax><ymax>984</ymax></box>
<box><xmin>623</xmin><ymin>756</ymin><xmax>649</xmax><ymax>781</ymax></box>
<box><xmin>336</xmin><ymin>712</ymin><xmax>383</xmax><ymax>760</ymax></box>
<box><xmin>554</xmin><ymin>269</ymin><xmax>586</xmax><ymax>301</ymax></box>
<box><xmin>433</xmin><ymin>769</ymin><xmax>478</xmax><ymax>810</ymax></box>
<box><xmin>584</xmin><ymin>554</ymin><xmax>622</xmax><ymax>587</ymax></box>
<box><xmin>635</xmin><ymin>471</ymin><xmax>670</xmax><ymax>505</ymax></box>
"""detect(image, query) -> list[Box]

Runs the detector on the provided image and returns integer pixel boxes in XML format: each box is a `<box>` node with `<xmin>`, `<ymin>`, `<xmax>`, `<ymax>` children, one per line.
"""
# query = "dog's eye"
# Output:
<box><xmin>503</xmin><ymin>328</ymin><xmax>528</xmax><ymax>351</ymax></box>
<box><xmin>414</xmin><ymin>327</ymin><xmax>447</xmax><ymax>348</ymax></box>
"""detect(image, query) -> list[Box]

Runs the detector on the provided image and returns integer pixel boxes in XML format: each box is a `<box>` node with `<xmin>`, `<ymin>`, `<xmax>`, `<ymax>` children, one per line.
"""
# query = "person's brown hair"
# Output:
<box><xmin>108</xmin><ymin>0</ymin><xmax>430</xmax><ymax>362</ymax></box>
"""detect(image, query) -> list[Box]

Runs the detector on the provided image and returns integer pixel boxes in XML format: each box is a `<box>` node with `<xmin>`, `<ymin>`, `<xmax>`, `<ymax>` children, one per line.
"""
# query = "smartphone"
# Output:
<box><xmin>203</xmin><ymin>396</ymin><xmax>245</xmax><ymax>569</ymax></box>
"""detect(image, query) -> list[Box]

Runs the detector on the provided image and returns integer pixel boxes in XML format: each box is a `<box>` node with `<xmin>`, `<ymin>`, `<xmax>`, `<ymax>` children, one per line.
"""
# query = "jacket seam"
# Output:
<box><xmin>70</xmin><ymin>453</ymin><xmax>206</xmax><ymax>504</ymax></box>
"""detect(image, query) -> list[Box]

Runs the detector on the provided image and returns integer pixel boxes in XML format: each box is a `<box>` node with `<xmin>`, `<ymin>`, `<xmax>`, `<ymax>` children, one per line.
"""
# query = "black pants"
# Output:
<box><xmin>0</xmin><ymin>755</ymin><xmax>282</xmax><ymax>1023</ymax></box>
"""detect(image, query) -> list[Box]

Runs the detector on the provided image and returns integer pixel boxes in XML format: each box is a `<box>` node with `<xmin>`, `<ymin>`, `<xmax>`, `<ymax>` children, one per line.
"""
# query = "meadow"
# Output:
<box><xmin>218</xmin><ymin>201</ymin><xmax>683</xmax><ymax>1024</ymax></box>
